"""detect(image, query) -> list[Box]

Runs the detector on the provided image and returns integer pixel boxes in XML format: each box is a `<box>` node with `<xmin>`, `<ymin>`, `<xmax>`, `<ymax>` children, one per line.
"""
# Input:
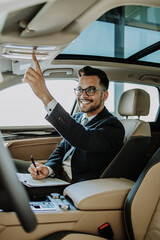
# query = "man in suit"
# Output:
<box><xmin>20</xmin><ymin>55</ymin><xmax>124</xmax><ymax>183</ymax></box>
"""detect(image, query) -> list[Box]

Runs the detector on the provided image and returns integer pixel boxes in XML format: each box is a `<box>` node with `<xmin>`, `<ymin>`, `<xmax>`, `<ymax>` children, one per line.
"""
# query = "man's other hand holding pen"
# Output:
<box><xmin>28</xmin><ymin>155</ymin><xmax>49</xmax><ymax>180</ymax></box>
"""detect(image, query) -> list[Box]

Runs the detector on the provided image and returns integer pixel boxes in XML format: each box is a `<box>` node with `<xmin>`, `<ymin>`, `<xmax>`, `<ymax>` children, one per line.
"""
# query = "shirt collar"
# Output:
<box><xmin>82</xmin><ymin>113</ymin><xmax>97</xmax><ymax>122</ymax></box>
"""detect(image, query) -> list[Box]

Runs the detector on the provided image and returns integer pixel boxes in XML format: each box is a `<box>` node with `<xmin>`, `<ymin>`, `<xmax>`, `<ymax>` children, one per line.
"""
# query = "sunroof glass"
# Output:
<box><xmin>61</xmin><ymin>6</ymin><xmax>160</xmax><ymax>64</ymax></box>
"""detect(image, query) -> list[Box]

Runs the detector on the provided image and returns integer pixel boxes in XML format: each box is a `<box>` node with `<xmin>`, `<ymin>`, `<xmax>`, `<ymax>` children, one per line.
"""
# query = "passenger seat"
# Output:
<box><xmin>101</xmin><ymin>88</ymin><xmax>151</xmax><ymax>181</ymax></box>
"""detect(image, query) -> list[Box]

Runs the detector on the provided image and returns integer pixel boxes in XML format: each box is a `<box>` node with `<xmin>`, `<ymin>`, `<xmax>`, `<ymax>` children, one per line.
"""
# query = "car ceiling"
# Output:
<box><xmin>0</xmin><ymin>0</ymin><xmax>160</xmax><ymax>90</ymax></box>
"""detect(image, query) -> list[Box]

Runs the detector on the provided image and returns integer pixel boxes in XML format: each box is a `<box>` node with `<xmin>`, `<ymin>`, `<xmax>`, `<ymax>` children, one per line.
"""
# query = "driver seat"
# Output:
<box><xmin>41</xmin><ymin>147</ymin><xmax>160</xmax><ymax>240</ymax></box>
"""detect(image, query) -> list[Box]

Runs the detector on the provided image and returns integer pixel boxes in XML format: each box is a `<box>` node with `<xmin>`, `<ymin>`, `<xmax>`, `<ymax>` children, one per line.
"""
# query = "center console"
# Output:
<box><xmin>30</xmin><ymin>193</ymin><xmax>76</xmax><ymax>211</ymax></box>
<box><xmin>28</xmin><ymin>177</ymin><xmax>134</xmax><ymax>212</ymax></box>
<box><xmin>0</xmin><ymin>177</ymin><xmax>134</xmax><ymax>240</ymax></box>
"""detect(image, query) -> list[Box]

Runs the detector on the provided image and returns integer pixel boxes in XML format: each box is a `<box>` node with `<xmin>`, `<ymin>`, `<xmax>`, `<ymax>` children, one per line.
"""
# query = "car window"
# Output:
<box><xmin>0</xmin><ymin>80</ymin><xmax>77</xmax><ymax>127</ymax></box>
<box><xmin>105</xmin><ymin>82</ymin><xmax>159</xmax><ymax>121</ymax></box>
<box><xmin>0</xmin><ymin>79</ymin><xmax>158</xmax><ymax>127</ymax></box>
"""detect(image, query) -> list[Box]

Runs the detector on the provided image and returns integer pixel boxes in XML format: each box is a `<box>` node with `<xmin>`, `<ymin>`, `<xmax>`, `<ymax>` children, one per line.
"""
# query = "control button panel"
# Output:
<box><xmin>30</xmin><ymin>197</ymin><xmax>57</xmax><ymax>211</ymax></box>
<box><xmin>30</xmin><ymin>193</ymin><xmax>76</xmax><ymax>211</ymax></box>
<box><xmin>59</xmin><ymin>203</ymin><xmax>70</xmax><ymax>210</ymax></box>
<box><xmin>50</xmin><ymin>193</ymin><xmax>61</xmax><ymax>199</ymax></box>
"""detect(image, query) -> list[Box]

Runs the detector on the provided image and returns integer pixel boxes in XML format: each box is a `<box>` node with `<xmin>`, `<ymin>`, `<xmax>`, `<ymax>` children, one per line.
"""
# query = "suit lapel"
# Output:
<box><xmin>74</xmin><ymin>107</ymin><xmax>112</xmax><ymax>127</ymax></box>
<box><xmin>85</xmin><ymin>107</ymin><xmax>111</xmax><ymax>126</ymax></box>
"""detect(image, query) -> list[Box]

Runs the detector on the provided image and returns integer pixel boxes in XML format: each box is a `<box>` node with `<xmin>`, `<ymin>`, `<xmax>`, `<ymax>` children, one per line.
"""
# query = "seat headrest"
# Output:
<box><xmin>118</xmin><ymin>89</ymin><xmax>150</xmax><ymax>117</ymax></box>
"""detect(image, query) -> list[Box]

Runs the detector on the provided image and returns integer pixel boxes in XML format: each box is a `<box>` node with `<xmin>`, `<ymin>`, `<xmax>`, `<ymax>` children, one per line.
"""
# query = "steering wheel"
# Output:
<box><xmin>0</xmin><ymin>134</ymin><xmax>37</xmax><ymax>232</ymax></box>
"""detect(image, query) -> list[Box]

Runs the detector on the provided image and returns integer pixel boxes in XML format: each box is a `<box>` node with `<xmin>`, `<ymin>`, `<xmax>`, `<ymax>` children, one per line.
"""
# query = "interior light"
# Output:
<box><xmin>0</xmin><ymin>44</ymin><xmax>58</xmax><ymax>60</ymax></box>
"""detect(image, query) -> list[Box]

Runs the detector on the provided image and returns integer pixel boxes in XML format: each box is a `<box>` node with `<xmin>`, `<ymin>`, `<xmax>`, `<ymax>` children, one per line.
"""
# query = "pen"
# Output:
<box><xmin>31</xmin><ymin>155</ymin><xmax>40</xmax><ymax>176</ymax></box>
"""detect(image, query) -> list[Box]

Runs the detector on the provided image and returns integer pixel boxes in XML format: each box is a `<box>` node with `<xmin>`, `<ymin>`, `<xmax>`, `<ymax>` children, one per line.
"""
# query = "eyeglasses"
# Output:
<box><xmin>74</xmin><ymin>86</ymin><xmax>106</xmax><ymax>96</ymax></box>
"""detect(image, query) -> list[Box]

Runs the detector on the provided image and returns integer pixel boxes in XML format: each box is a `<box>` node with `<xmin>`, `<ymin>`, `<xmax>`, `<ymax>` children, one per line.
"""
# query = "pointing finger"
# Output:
<box><xmin>32</xmin><ymin>54</ymin><xmax>42</xmax><ymax>74</ymax></box>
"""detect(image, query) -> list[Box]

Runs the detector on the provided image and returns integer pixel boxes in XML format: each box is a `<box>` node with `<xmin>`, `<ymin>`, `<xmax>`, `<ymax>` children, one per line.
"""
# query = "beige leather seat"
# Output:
<box><xmin>125</xmin><ymin>147</ymin><xmax>160</xmax><ymax>240</ymax></box>
<box><xmin>100</xmin><ymin>88</ymin><xmax>151</xmax><ymax>181</ymax></box>
<box><xmin>41</xmin><ymin>148</ymin><xmax>160</xmax><ymax>240</ymax></box>
<box><xmin>118</xmin><ymin>88</ymin><xmax>151</xmax><ymax>142</ymax></box>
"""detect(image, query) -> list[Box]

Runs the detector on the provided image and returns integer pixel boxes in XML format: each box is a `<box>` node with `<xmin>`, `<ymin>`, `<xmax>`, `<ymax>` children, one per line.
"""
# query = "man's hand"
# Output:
<box><xmin>28</xmin><ymin>162</ymin><xmax>49</xmax><ymax>180</ymax></box>
<box><xmin>23</xmin><ymin>54</ymin><xmax>53</xmax><ymax>106</ymax></box>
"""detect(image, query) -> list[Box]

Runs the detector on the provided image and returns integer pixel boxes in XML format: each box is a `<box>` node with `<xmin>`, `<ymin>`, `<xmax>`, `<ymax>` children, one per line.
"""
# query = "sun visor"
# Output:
<box><xmin>21</xmin><ymin>0</ymin><xmax>98</xmax><ymax>38</ymax></box>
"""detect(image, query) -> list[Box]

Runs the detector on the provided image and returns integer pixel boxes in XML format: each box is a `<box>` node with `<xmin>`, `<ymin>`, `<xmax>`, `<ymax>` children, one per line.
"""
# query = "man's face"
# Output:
<box><xmin>76</xmin><ymin>75</ymin><xmax>108</xmax><ymax>117</ymax></box>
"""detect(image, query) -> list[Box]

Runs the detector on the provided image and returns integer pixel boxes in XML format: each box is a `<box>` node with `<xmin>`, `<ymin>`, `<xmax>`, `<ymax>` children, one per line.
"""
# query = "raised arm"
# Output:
<box><xmin>24</xmin><ymin>55</ymin><xmax>53</xmax><ymax>106</ymax></box>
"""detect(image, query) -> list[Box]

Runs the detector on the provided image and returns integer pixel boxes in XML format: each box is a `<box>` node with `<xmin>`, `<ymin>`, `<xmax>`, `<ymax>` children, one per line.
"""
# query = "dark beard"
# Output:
<box><xmin>79</xmin><ymin>92</ymin><xmax>103</xmax><ymax>113</ymax></box>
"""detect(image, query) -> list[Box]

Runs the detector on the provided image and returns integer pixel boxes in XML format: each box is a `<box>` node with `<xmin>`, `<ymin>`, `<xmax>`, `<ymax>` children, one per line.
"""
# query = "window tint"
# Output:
<box><xmin>0</xmin><ymin>80</ymin><xmax>77</xmax><ymax>127</ymax></box>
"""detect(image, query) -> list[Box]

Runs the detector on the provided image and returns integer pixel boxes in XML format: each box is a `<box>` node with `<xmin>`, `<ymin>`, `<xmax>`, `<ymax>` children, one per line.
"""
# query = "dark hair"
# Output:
<box><xmin>78</xmin><ymin>66</ymin><xmax>109</xmax><ymax>90</ymax></box>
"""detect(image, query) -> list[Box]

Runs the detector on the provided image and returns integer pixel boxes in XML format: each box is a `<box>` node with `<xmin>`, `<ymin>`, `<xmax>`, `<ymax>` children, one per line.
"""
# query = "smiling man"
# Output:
<box><xmin>76</xmin><ymin>67</ymin><xmax>108</xmax><ymax>117</ymax></box>
<box><xmin>19</xmin><ymin>56</ymin><xmax>125</xmax><ymax>183</ymax></box>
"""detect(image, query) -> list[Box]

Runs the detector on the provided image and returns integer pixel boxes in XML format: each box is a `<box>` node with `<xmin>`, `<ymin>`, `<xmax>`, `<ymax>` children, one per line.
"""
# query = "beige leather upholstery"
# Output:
<box><xmin>145</xmin><ymin>198</ymin><xmax>160</xmax><ymax>240</ymax></box>
<box><xmin>125</xmin><ymin>148</ymin><xmax>160</xmax><ymax>240</ymax></box>
<box><xmin>120</xmin><ymin>119</ymin><xmax>151</xmax><ymax>140</ymax></box>
<box><xmin>128</xmin><ymin>162</ymin><xmax>160</xmax><ymax>240</ymax></box>
<box><xmin>118</xmin><ymin>89</ymin><xmax>150</xmax><ymax>117</ymax></box>
<box><xmin>118</xmin><ymin>89</ymin><xmax>151</xmax><ymax>141</ymax></box>
<box><xmin>7</xmin><ymin>137</ymin><xmax>62</xmax><ymax>163</ymax></box>
<box><xmin>53</xmin><ymin>233</ymin><xmax>107</xmax><ymax>240</ymax></box>
<box><xmin>64</xmin><ymin>178</ymin><xmax>134</xmax><ymax>210</ymax></box>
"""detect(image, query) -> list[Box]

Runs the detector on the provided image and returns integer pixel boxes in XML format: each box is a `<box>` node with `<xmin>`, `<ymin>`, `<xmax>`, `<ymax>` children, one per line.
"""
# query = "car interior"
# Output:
<box><xmin>0</xmin><ymin>0</ymin><xmax>160</xmax><ymax>240</ymax></box>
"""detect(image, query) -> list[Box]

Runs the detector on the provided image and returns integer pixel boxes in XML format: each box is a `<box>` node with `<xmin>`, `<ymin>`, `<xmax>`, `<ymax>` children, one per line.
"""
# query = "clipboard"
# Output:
<box><xmin>17</xmin><ymin>173</ymin><xmax>70</xmax><ymax>188</ymax></box>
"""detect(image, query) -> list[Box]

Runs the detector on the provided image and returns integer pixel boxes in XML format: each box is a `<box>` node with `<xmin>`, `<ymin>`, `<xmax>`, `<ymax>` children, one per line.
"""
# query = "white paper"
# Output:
<box><xmin>17</xmin><ymin>173</ymin><xmax>70</xmax><ymax>187</ymax></box>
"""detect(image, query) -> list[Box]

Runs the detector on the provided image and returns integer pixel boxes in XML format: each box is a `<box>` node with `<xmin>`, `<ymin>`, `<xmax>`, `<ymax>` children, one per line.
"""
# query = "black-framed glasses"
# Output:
<box><xmin>74</xmin><ymin>86</ymin><xmax>106</xmax><ymax>96</ymax></box>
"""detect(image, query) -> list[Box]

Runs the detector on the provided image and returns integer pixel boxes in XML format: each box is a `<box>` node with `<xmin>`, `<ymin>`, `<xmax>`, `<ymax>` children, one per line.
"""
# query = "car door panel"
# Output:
<box><xmin>6</xmin><ymin>137</ymin><xmax>63</xmax><ymax>164</ymax></box>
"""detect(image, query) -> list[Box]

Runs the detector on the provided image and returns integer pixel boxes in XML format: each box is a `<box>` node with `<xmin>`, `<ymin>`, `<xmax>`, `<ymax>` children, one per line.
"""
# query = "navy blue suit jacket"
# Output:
<box><xmin>45</xmin><ymin>103</ymin><xmax>125</xmax><ymax>183</ymax></box>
